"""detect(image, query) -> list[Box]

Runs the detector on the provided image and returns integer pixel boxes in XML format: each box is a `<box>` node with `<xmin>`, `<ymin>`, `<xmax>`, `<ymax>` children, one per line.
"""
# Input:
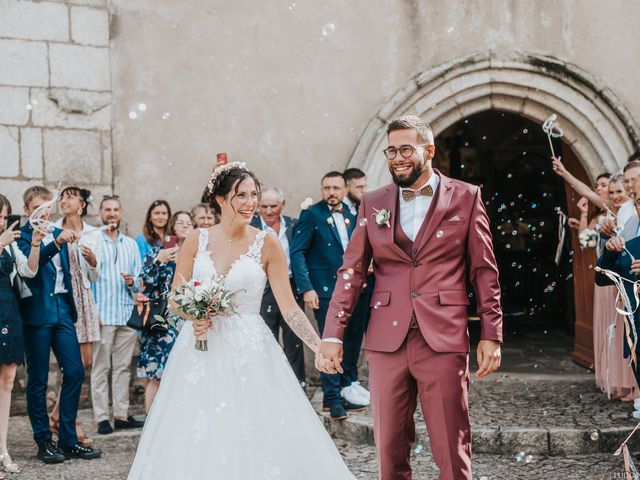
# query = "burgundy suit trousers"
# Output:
<box><xmin>366</xmin><ymin>328</ymin><xmax>472</xmax><ymax>480</ymax></box>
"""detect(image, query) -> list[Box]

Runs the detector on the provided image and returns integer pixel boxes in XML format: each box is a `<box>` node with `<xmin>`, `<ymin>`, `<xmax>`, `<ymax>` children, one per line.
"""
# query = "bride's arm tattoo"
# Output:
<box><xmin>284</xmin><ymin>309</ymin><xmax>321</xmax><ymax>354</ymax></box>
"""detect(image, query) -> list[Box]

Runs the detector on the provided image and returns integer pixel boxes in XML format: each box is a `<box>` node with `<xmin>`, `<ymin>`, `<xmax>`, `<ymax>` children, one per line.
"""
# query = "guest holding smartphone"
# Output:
<box><xmin>0</xmin><ymin>195</ymin><xmax>42</xmax><ymax>475</ymax></box>
<box><xmin>137</xmin><ymin>211</ymin><xmax>193</xmax><ymax>412</ymax></box>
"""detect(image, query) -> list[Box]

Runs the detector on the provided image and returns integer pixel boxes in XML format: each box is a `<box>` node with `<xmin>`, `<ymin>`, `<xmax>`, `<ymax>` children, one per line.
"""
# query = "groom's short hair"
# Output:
<box><xmin>322</xmin><ymin>171</ymin><xmax>345</xmax><ymax>183</ymax></box>
<box><xmin>387</xmin><ymin>115</ymin><xmax>434</xmax><ymax>145</ymax></box>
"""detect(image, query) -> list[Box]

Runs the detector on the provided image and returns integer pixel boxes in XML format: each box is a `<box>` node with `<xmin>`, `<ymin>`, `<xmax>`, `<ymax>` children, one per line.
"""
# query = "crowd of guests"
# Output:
<box><xmin>553</xmin><ymin>152</ymin><xmax>640</xmax><ymax>417</ymax></box>
<box><xmin>0</xmin><ymin>166</ymin><xmax>372</xmax><ymax>473</ymax></box>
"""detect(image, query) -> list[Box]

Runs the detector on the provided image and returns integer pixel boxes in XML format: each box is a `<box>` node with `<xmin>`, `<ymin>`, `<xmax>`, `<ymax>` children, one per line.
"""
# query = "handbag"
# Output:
<box><xmin>8</xmin><ymin>244</ymin><xmax>32</xmax><ymax>300</ymax></box>
<box><xmin>127</xmin><ymin>298</ymin><xmax>169</xmax><ymax>333</ymax></box>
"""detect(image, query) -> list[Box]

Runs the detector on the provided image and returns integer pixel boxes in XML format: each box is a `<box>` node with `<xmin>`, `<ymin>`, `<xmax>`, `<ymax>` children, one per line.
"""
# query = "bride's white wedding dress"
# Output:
<box><xmin>128</xmin><ymin>229</ymin><xmax>356</xmax><ymax>479</ymax></box>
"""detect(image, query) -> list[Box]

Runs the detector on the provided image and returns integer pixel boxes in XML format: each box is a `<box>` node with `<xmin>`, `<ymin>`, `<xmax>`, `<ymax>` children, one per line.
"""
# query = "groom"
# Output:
<box><xmin>318</xmin><ymin>115</ymin><xmax>503</xmax><ymax>480</ymax></box>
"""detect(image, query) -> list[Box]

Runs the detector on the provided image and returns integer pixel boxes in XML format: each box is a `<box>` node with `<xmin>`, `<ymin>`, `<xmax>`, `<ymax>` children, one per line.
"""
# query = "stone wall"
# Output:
<box><xmin>0</xmin><ymin>0</ymin><xmax>113</xmax><ymax>215</ymax></box>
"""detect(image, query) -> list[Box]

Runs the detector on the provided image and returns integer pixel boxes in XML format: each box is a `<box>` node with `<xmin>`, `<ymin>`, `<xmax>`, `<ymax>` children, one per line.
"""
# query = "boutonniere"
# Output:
<box><xmin>372</xmin><ymin>208</ymin><xmax>391</xmax><ymax>229</ymax></box>
<box><xmin>344</xmin><ymin>218</ymin><xmax>350</xmax><ymax>226</ymax></box>
<box><xmin>326</xmin><ymin>217</ymin><xmax>334</xmax><ymax>227</ymax></box>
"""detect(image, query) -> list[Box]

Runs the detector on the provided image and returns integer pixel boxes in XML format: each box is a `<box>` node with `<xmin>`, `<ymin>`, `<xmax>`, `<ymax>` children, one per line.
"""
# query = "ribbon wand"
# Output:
<box><xmin>542</xmin><ymin>113</ymin><xmax>564</xmax><ymax>159</ymax></box>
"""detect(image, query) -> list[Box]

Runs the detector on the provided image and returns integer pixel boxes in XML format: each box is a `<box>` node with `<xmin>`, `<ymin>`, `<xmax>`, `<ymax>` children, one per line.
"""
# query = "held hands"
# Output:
<box><xmin>316</xmin><ymin>341</ymin><xmax>344</xmax><ymax>374</ymax></box>
<box><xmin>600</xmin><ymin>218</ymin><xmax>617</xmax><ymax>238</ymax></box>
<box><xmin>605</xmin><ymin>236</ymin><xmax>625</xmax><ymax>253</ymax></box>
<box><xmin>476</xmin><ymin>340</ymin><xmax>501</xmax><ymax>378</ymax></box>
<box><xmin>0</xmin><ymin>221</ymin><xmax>20</xmax><ymax>247</ymax></box>
<box><xmin>303</xmin><ymin>290</ymin><xmax>320</xmax><ymax>310</ymax></box>
<box><xmin>157</xmin><ymin>246</ymin><xmax>179</xmax><ymax>264</ymax></box>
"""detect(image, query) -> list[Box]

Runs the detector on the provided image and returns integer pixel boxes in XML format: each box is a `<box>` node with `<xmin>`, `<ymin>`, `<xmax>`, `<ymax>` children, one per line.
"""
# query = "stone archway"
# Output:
<box><xmin>349</xmin><ymin>50</ymin><xmax>640</xmax><ymax>186</ymax></box>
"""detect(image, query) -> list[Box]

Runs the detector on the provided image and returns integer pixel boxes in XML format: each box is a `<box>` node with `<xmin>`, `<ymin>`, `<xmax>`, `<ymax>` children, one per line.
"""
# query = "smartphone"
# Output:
<box><xmin>163</xmin><ymin>235</ymin><xmax>177</xmax><ymax>249</ymax></box>
<box><xmin>7</xmin><ymin>214</ymin><xmax>21</xmax><ymax>229</ymax></box>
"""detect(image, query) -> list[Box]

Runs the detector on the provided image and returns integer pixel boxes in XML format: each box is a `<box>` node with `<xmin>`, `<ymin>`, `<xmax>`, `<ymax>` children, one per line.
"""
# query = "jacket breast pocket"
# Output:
<box><xmin>370</xmin><ymin>291</ymin><xmax>390</xmax><ymax>308</ymax></box>
<box><xmin>438</xmin><ymin>289</ymin><xmax>470</xmax><ymax>305</ymax></box>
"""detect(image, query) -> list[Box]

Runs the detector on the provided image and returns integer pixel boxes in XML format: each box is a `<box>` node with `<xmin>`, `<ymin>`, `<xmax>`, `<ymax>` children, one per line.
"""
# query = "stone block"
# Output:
<box><xmin>0</xmin><ymin>39</ymin><xmax>49</xmax><ymax>87</ymax></box>
<box><xmin>0</xmin><ymin>179</ymin><xmax>41</xmax><ymax>212</ymax></box>
<box><xmin>31</xmin><ymin>88</ymin><xmax>111</xmax><ymax>130</ymax></box>
<box><xmin>100</xmin><ymin>131</ymin><xmax>112</xmax><ymax>183</ymax></box>
<box><xmin>0</xmin><ymin>126</ymin><xmax>19</xmax><ymax>177</ymax></box>
<box><xmin>49</xmin><ymin>44</ymin><xmax>110</xmax><ymax>91</ymax></box>
<box><xmin>472</xmin><ymin>426</ymin><xmax>501</xmax><ymax>454</ymax></box>
<box><xmin>0</xmin><ymin>0</ymin><xmax>68</xmax><ymax>42</ymax></box>
<box><xmin>65</xmin><ymin>0</ymin><xmax>106</xmax><ymax>6</ymax></box>
<box><xmin>500</xmin><ymin>427</ymin><xmax>549</xmax><ymax>455</ymax></box>
<box><xmin>548</xmin><ymin>428</ymin><xmax>601</xmax><ymax>455</ymax></box>
<box><xmin>71</xmin><ymin>6</ymin><xmax>109</xmax><ymax>46</ymax></box>
<box><xmin>43</xmin><ymin>129</ymin><xmax>102</xmax><ymax>183</ymax></box>
<box><xmin>0</xmin><ymin>86</ymin><xmax>30</xmax><ymax>125</ymax></box>
<box><xmin>20</xmin><ymin>128</ymin><xmax>43</xmax><ymax>179</ymax></box>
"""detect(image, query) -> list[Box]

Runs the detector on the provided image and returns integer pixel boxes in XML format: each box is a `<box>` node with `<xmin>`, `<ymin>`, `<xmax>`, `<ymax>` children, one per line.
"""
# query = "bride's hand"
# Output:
<box><xmin>192</xmin><ymin>319</ymin><xmax>212</xmax><ymax>337</ymax></box>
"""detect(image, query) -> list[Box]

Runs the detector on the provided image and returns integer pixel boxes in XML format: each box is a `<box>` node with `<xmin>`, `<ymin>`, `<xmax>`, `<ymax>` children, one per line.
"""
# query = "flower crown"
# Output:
<box><xmin>207</xmin><ymin>162</ymin><xmax>247</xmax><ymax>194</ymax></box>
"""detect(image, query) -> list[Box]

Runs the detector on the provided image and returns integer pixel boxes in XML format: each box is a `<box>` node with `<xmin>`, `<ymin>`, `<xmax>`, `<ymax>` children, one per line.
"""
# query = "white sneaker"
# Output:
<box><xmin>341</xmin><ymin>385</ymin><xmax>370</xmax><ymax>406</ymax></box>
<box><xmin>351</xmin><ymin>381</ymin><xmax>370</xmax><ymax>401</ymax></box>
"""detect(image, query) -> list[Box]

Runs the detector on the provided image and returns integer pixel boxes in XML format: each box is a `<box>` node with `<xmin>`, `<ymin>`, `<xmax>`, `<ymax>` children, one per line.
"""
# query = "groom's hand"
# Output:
<box><xmin>475</xmin><ymin>340</ymin><xmax>501</xmax><ymax>378</ymax></box>
<box><xmin>317</xmin><ymin>341</ymin><xmax>344</xmax><ymax>374</ymax></box>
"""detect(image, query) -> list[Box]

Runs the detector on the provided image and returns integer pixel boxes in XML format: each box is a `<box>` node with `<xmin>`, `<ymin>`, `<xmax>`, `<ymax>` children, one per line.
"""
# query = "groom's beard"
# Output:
<box><xmin>389</xmin><ymin>161</ymin><xmax>425</xmax><ymax>188</ymax></box>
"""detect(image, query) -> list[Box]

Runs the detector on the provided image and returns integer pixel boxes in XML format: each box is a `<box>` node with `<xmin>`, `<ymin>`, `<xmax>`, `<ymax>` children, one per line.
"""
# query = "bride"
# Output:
<box><xmin>128</xmin><ymin>163</ymin><xmax>356</xmax><ymax>479</ymax></box>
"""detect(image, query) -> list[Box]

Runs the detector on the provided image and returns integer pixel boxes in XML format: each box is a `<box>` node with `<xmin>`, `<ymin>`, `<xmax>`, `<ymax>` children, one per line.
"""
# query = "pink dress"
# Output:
<box><xmin>593</xmin><ymin>284</ymin><xmax>640</xmax><ymax>399</ymax></box>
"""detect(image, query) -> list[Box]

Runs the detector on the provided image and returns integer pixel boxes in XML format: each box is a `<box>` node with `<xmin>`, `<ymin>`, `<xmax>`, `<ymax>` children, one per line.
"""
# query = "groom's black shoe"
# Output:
<box><xmin>329</xmin><ymin>403</ymin><xmax>347</xmax><ymax>420</ymax></box>
<box><xmin>344</xmin><ymin>400</ymin><xmax>367</xmax><ymax>413</ymax></box>
<box><xmin>114</xmin><ymin>416</ymin><xmax>144</xmax><ymax>429</ymax></box>
<box><xmin>61</xmin><ymin>443</ymin><xmax>102</xmax><ymax>460</ymax></box>
<box><xmin>37</xmin><ymin>440</ymin><xmax>65</xmax><ymax>464</ymax></box>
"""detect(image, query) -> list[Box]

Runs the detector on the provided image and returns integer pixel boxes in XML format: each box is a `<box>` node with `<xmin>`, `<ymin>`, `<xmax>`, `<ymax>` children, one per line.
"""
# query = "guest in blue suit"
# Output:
<box><xmin>17</xmin><ymin>186</ymin><xmax>101</xmax><ymax>463</ymax></box>
<box><xmin>595</xmin><ymin>206</ymin><xmax>640</xmax><ymax>390</ymax></box>
<box><xmin>290</xmin><ymin>171</ymin><xmax>366</xmax><ymax>419</ymax></box>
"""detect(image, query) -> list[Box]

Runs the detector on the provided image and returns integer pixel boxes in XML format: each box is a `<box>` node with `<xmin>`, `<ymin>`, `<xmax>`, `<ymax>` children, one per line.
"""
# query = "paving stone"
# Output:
<box><xmin>71</xmin><ymin>6</ymin><xmax>110</xmax><ymax>46</ymax></box>
<box><xmin>20</xmin><ymin>127</ymin><xmax>43</xmax><ymax>178</ymax></box>
<box><xmin>0</xmin><ymin>39</ymin><xmax>49</xmax><ymax>87</ymax></box>
<box><xmin>49</xmin><ymin>44</ymin><xmax>110</xmax><ymax>91</ymax></box>
<box><xmin>0</xmin><ymin>125</ymin><xmax>20</xmax><ymax>177</ymax></box>
<box><xmin>0</xmin><ymin>0</ymin><xmax>69</xmax><ymax>42</ymax></box>
<box><xmin>0</xmin><ymin>86</ymin><xmax>30</xmax><ymax>125</ymax></box>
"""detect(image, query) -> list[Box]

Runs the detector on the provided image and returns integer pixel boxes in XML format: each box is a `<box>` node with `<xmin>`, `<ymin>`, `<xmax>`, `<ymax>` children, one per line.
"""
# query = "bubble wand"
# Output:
<box><xmin>542</xmin><ymin>114</ymin><xmax>564</xmax><ymax>159</ymax></box>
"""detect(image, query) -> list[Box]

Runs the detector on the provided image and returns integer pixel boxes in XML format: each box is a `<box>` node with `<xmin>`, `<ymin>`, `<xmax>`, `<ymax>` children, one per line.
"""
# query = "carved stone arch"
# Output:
<box><xmin>350</xmin><ymin>50</ymin><xmax>640</xmax><ymax>188</ymax></box>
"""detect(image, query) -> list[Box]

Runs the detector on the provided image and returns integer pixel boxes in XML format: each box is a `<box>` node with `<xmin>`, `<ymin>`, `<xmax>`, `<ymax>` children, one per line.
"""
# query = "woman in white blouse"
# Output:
<box><xmin>0</xmin><ymin>194</ymin><xmax>42</xmax><ymax>476</ymax></box>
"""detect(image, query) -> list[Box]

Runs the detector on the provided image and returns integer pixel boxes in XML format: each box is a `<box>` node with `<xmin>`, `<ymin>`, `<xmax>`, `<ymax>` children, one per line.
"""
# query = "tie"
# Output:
<box><xmin>331</xmin><ymin>205</ymin><xmax>344</xmax><ymax>214</ymax></box>
<box><xmin>402</xmin><ymin>185</ymin><xmax>433</xmax><ymax>202</ymax></box>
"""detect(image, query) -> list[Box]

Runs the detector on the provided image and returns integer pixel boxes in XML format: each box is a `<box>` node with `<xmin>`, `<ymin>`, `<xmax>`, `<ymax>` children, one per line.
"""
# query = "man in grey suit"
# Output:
<box><xmin>251</xmin><ymin>187</ymin><xmax>306</xmax><ymax>386</ymax></box>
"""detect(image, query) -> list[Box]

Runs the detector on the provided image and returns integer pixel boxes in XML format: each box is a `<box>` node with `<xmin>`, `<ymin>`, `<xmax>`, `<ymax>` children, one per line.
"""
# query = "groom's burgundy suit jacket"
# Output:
<box><xmin>324</xmin><ymin>171</ymin><xmax>503</xmax><ymax>353</ymax></box>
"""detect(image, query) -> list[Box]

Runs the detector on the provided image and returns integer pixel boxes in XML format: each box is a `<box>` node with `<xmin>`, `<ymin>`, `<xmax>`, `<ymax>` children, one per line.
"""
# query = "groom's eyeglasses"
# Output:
<box><xmin>383</xmin><ymin>144</ymin><xmax>426</xmax><ymax>160</ymax></box>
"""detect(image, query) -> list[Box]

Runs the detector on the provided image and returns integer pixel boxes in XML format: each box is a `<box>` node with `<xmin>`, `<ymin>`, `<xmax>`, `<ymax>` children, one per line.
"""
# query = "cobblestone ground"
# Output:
<box><xmin>3</xmin><ymin>409</ymin><xmax>625</xmax><ymax>480</ymax></box>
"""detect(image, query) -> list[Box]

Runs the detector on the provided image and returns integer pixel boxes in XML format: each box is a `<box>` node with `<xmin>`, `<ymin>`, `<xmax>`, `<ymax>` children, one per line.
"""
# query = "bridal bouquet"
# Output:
<box><xmin>578</xmin><ymin>228</ymin><xmax>598</xmax><ymax>250</ymax></box>
<box><xmin>170</xmin><ymin>277</ymin><xmax>241</xmax><ymax>351</ymax></box>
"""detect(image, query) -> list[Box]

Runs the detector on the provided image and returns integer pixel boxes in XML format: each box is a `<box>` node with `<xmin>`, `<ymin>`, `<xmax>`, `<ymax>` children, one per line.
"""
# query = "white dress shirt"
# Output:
<box><xmin>43</xmin><ymin>233</ymin><xmax>67</xmax><ymax>294</ymax></box>
<box><xmin>331</xmin><ymin>210</ymin><xmax>350</xmax><ymax>251</ymax></box>
<box><xmin>260</xmin><ymin>215</ymin><xmax>291</xmax><ymax>276</ymax></box>
<box><xmin>618</xmin><ymin>199</ymin><xmax>635</xmax><ymax>232</ymax></box>
<box><xmin>399</xmin><ymin>173</ymin><xmax>440</xmax><ymax>241</ymax></box>
<box><xmin>343</xmin><ymin>196</ymin><xmax>358</xmax><ymax>216</ymax></box>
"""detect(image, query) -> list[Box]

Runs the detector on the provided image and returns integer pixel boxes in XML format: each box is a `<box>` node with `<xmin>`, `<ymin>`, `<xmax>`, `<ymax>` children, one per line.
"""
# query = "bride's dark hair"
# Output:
<box><xmin>206</xmin><ymin>165</ymin><xmax>261</xmax><ymax>215</ymax></box>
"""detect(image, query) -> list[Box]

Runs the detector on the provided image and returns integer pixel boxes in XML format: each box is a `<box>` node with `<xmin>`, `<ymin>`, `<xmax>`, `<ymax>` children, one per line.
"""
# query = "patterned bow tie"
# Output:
<box><xmin>331</xmin><ymin>205</ymin><xmax>344</xmax><ymax>214</ymax></box>
<box><xmin>401</xmin><ymin>185</ymin><xmax>433</xmax><ymax>202</ymax></box>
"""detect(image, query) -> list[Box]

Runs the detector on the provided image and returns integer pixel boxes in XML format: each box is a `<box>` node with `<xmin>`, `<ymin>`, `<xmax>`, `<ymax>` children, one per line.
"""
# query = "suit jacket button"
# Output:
<box><xmin>412</xmin><ymin>261</ymin><xmax>419</xmax><ymax>267</ymax></box>
<box><xmin>411</xmin><ymin>248</ymin><xmax>417</xmax><ymax>254</ymax></box>
<box><xmin>411</xmin><ymin>291</ymin><xmax>418</xmax><ymax>298</ymax></box>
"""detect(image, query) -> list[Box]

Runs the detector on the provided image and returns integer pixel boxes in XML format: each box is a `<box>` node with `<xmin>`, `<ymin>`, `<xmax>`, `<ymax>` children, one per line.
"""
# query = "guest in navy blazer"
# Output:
<box><xmin>290</xmin><ymin>171</ymin><xmax>365</xmax><ymax>419</ymax></box>
<box><xmin>17</xmin><ymin>186</ymin><xmax>101</xmax><ymax>464</ymax></box>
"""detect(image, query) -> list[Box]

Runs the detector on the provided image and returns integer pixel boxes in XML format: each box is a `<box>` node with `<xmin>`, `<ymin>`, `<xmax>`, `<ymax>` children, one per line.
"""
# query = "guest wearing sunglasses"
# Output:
<box><xmin>90</xmin><ymin>196</ymin><xmax>144</xmax><ymax>436</ymax></box>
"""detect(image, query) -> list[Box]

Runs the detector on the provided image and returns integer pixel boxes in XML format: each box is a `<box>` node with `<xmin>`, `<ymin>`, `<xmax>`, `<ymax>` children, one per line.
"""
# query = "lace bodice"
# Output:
<box><xmin>192</xmin><ymin>228</ymin><xmax>267</xmax><ymax>315</ymax></box>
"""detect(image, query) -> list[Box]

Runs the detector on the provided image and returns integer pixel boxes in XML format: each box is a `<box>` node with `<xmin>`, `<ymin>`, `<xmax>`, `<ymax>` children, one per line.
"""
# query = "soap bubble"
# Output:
<box><xmin>515</xmin><ymin>451</ymin><xmax>526</xmax><ymax>462</ymax></box>
<box><xmin>321</xmin><ymin>23</ymin><xmax>336</xmax><ymax>37</ymax></box>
